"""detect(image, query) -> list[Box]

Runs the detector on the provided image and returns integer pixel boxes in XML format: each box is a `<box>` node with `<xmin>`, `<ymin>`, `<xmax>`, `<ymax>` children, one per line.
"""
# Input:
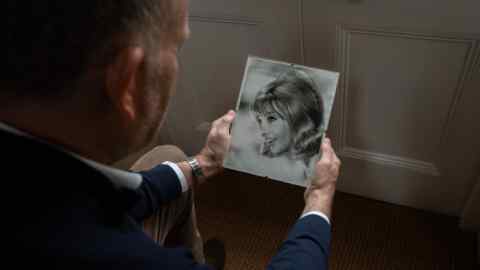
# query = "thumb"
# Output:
<box><xmin>224</xmin><ymin>110</ymin><xmax>236</xmax><ymax>122</ymax></box>
<box><xmin>320</xmin><ymin>137</ymin><xmax>334</xmax><ymax>162</ymax></box>
<box><xmin>217</xmin><ymin>110</ymin><xmax>236</xmax><ymax>135</ymax></box>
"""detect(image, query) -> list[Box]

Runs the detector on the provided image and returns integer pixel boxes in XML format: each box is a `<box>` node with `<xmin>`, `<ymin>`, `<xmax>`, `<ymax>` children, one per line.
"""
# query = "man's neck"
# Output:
<box><xmin>0</xmin><ymin>105</ymin><xmax>121</xmax><ymax>164</ymax></box>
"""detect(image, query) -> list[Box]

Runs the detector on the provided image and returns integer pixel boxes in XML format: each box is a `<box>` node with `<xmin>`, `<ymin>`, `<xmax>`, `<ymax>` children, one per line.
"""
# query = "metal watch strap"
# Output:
<box><xmin>187</xmin><ymin>156</ymin><xmax>204</xmax><ymax>182</ymax></box>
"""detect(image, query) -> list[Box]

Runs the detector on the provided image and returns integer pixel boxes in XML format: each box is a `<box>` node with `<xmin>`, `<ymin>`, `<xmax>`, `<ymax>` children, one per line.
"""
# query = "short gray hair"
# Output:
<box><xmin>3</xmin><ymin>0</ymin><xmax>176</xmax><ymax>100</ymax></box>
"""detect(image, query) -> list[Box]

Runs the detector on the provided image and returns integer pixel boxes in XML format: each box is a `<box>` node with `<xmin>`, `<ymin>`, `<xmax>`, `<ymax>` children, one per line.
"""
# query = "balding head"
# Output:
<box><xmin>2</xmin><ymin>0</ymin><xmax>182</xmax><ymax>102</ymax></box>
<box><xmin>0</xmin><ymin>0</ymin><xmax>190</xmax><ymax>163</ymax></box>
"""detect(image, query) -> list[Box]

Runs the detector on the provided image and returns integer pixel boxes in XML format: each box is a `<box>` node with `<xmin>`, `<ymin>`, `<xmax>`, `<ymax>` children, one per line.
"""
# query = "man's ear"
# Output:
<box><xmin>105</xmin><ymin>46</ymin><xmax>145</xmax><ymax>122</ymax></box>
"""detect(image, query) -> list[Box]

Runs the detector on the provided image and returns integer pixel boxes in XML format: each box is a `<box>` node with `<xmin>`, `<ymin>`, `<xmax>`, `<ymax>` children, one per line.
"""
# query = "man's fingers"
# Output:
<box><xmin>319</xmin><ymin>137</ymin><xmax>335</xmax><ymax>163</ymax></box>
<box><xmin>215</xmin><ymin>110</ymin><xmax>236</xmax><ymax>136</ymax></box>
<box><xmin>323</xmin><ymin>137</ymin><xmax>331</xmax><ymax>147</ymax></box>
<box><xmin>334</xmin><ymin>153</ymin><xmax>341</xmax><ymax>167</ymax></box>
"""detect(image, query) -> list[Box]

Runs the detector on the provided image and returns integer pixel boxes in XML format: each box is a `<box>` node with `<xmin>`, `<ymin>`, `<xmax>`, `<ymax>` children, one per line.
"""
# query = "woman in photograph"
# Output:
<box><xmin>252</xmin><ymin>68</ymin><xmax>324</xmax><ymax>185</ymax></box>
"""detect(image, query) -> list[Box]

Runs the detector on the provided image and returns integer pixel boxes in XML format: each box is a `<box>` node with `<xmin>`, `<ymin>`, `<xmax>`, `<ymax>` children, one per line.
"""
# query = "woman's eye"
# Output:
<box><xmin>267</xmin><ymin>116</ymin><xmax>277</xmax><ymax>122</ymax></box>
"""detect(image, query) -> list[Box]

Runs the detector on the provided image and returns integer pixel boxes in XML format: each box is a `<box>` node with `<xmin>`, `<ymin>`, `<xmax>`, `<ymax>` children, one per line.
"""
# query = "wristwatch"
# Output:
<box><xmin>187</xmin><ymin>156</ymin><xmax>204</xmax><ymax>182</ymax></box>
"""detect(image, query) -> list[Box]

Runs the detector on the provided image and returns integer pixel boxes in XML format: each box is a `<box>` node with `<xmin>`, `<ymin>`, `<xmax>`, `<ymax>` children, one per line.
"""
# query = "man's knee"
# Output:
<box><xmin>150</xmin><ymin>145</ymin><xmax>188</xmax><ymax>163</ymax></box>
<box><xmin>131</xmin><ymin>145</ymin><xmax>187</xmax><ymax>171</ymax></box>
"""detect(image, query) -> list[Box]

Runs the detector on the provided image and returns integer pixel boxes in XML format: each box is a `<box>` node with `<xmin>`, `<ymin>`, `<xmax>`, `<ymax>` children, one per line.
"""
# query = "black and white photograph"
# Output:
<box><xmin>224</xmin><ymin>56</ymin><xmax>339</xmax><ymax>187</ymax></box>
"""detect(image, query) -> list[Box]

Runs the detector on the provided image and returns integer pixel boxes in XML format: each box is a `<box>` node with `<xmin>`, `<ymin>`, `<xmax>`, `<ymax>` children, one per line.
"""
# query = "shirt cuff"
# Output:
<box><xmin>300</xmin><ymin>211</ymin><xmax>331</xmax><ymax>225</ymax></box>
<box><xmin>162</xmin><ymin>161</ymin><xmax>189</xmax><ymax>193</ymax></box>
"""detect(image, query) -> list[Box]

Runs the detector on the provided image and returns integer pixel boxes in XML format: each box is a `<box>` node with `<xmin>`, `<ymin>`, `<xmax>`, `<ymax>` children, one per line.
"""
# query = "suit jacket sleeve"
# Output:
<box><xmin>267</xmin><ymin>215</ymin><xmax>331</xmax><ymax>270</ymax></box>
<box><xmin>128</xmin><ymin>164</ymin><xmax>183</xmax><ymax>221</ymax></box>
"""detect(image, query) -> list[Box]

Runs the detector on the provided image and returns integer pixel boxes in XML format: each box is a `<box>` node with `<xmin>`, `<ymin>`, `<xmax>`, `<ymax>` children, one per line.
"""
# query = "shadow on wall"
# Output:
<box><xmin>461</xmin><ymin>174</ymin><xmax>480</xmax><ymax>230</ymax></box>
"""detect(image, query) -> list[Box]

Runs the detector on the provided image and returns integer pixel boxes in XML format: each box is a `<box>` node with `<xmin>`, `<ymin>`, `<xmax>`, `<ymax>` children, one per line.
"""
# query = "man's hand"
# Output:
<box><xmin>303</xmin><ymin>137</ymin><xmax>341</xmax><ymax>219</ymax></box>
<box><xmin>195</xmin><ymin>110</ymin><xmax>236</xmax><ymax>183</ymax></box>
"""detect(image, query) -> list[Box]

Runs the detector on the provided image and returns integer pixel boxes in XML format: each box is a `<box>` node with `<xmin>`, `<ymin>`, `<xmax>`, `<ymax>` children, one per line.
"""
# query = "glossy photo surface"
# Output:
<box><xmin>224</xmin><ymin>56</ymin><xmax>339</xmax><ymax>186</ymax></box>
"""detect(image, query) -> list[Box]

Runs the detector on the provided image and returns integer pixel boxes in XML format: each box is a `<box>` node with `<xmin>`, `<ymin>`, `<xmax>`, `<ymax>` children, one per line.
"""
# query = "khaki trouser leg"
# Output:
<box><xmin>130</xmin><ymin>145</ymin><xmax>205</xmax><ymax>264</ymax></box>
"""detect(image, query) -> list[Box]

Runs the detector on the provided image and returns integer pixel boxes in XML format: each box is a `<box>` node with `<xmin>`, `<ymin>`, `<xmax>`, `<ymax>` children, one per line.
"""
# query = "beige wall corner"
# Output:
<box><xmin>461</xmin><ymin>175</ymin><xmax>480</xmax><ymax>230</ymax></box>
<box><xmin>461</xmin><ymin>175</ymin><xmax>480</xmax><ymax>265</ymax></box>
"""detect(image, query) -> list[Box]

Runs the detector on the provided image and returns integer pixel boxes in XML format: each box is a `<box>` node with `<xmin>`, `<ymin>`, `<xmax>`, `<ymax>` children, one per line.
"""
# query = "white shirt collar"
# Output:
<box><xmin>0</xmin><ymin>122</ymin><xmax>142</xmax><ymax>190</ymax></box>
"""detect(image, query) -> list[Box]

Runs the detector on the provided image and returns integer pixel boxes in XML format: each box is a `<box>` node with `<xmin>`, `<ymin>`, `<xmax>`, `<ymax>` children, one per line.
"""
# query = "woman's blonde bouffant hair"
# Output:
<box><xmin>252</xmin><ymin>67</ymin><xmax>324</xmax><ymax>162</ymax></box>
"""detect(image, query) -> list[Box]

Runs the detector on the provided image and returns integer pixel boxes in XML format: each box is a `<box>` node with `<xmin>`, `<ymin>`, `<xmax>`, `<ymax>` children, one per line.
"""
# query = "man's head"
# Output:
<box><xmin>2</xmin><ymin>0</ymin><xmax>190</xmax><ymax>162</ymax></box>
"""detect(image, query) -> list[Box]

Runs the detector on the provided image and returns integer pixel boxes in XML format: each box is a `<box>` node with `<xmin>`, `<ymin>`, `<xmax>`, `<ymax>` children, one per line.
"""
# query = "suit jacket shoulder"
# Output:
<box><xmin>0</xmin><ymin>130</ymin><xmax>210</xmax><ymax>270</ymax></box>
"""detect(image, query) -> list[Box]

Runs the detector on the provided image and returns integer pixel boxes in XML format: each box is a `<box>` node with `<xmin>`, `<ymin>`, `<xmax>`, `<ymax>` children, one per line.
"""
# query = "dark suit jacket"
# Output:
<box><xmin>2</xmin><ymin>129</ymin><xmax>330</xmax><ymax>269</ymax></box>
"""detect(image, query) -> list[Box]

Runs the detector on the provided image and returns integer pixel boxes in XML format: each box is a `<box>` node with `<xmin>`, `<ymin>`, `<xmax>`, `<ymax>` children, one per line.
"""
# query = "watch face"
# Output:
<box><xmin>189</xmin><ymin>158</ymin><xmax>204</xmax><ymax>178</ymax></box>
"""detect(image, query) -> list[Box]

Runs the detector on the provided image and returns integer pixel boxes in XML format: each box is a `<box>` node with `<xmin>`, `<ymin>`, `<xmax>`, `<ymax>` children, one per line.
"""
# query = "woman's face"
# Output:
<box><xmin>255</xmin><ymin>110</ymin><xmax>292</xmax><ymax>157</ymax></box>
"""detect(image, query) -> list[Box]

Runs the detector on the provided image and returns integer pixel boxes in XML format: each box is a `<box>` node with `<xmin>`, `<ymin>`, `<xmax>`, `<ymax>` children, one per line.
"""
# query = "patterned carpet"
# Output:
<box><xmin>196</xmin><ymin>170</ymin><xmax>478</xmax><ymax>270</ymax></box>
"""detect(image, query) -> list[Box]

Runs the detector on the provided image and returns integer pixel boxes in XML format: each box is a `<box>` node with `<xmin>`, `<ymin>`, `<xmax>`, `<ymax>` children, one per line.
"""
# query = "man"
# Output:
<box><xmin>2</xmin><ymin>0</ymin><xmax>340</xmax><ymax>269</ymax></box>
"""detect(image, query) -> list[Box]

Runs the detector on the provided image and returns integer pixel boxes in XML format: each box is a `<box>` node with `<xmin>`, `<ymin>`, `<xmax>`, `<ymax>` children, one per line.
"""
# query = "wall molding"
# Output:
<box><xmin>189</xmin><ymin>15</ymin><xmax>261</xmax><ymax>26</ymax></box>
<box><xmin>340</xmin><ymin>147</ymin><xmax>441</xmax><ymax>176</ymax></box>
<box><xmin>335</xmin><ymin>25</ymin><xmax>477</xmax><ymax>175</ymax></box>
<box><xmin>298</xmin><ymin>0</ymin><xmax>306</xmax><ymax>65</ymax></box>
<box><xmin>437</xmin><ymin>40</ymin><xmax>477</xmax><ymax>154</ymax></box>
<box><xmin>474</xmin><ymin>42</ymin><xmax>480</xmax><ymax>74</ymax></box>
<box><xmin>461</xmin><ymin>174</ymin><xmax>480</xmax><ymax>230</ymax></box>
<box><xmin>337</xmin><ymin>25</ymin><xmax>478</xmax><ymax>43</ymax></box>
